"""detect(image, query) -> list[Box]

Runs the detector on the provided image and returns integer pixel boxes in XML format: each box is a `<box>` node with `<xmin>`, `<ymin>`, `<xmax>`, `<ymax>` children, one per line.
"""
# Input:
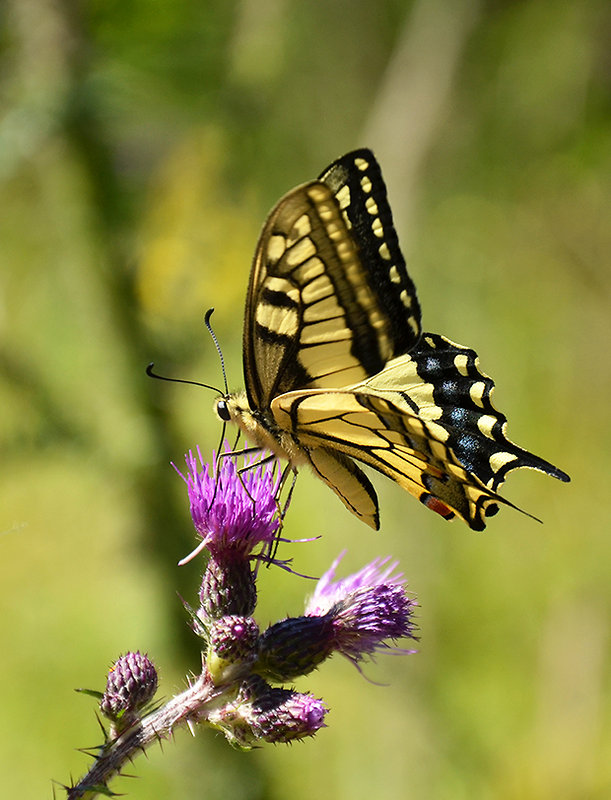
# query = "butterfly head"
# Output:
<box><xmin>214</xmin><ymin>391</ymin><xmax>249</xmax><ymax>424</ymax></box>
<box><xmin>214</xmin><ymin>392</ymin><xmax>267</xmax><ymax>447</ymax></box>
<box><xmin>214</xmin><ymin>391</ymin><xmax>304</xmax><ymax>467</ymax></box>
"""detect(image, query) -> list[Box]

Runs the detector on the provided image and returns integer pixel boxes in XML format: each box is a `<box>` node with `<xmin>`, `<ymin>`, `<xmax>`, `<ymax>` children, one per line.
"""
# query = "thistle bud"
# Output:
<box><xmin>207</xmin><ymin>615</ymin><xmax>260</xmax><ymax>684</ymax></box>
<box><xmin>100</xmin><ymin>652</ymin><xmax>158</xmax><ymax>731</ymax></box>
<box><xmin>208</xmin><ymin>676</ymin><xmax>327</xmax><ymax>748</ymax></box>
<box><xmin>256</xmin><ymin>615</ymin><xmax>336</xmax><ymax>681</ymax></box>
<box><xmin>248</xmin><ymin>685</ymin><xmax>328</xmax><ymax>744</ymax></box>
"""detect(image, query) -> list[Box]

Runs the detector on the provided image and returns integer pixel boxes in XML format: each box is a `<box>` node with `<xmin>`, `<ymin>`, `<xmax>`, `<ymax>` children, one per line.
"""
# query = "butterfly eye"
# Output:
<box><xmin>216</xmin><ymin>400</ymin><xmax>231</xmax><ymax>422</ymax></box>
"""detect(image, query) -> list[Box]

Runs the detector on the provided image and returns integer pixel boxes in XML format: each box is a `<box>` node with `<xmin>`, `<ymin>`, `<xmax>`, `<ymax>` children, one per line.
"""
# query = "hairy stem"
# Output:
<box><xmin>67</xmin><ymin>672</ymin><xmax>225</xmax><ymax>800</ymax></box>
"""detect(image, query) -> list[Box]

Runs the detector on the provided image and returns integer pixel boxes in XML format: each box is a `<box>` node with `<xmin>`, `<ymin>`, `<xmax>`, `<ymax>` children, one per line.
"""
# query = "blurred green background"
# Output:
<box><xmin>1</xmin><ymin>0</ymin><xmax>609</xmax><ymax>798</ymax></box>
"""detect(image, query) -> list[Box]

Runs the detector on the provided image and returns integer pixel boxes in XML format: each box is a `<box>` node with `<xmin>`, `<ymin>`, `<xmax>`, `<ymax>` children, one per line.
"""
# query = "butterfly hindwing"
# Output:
<box><xmin>391</xmin><ymin>333</ymin><xmax>571</xmax><ymax>490</ymax></box>
<box><xmin>306</xmin><ymin>447</ymin><xmax>380</xmax><ymax>530</ymax></box>
<box><xmin>269</xmin><ymin>330</ymin><xmax>569</xmax><ymax>530</ymax></box>
<box><xmin>270</xmin><ymin>386</ymin><xmax>499</xmax><ymax>531</ymax></box>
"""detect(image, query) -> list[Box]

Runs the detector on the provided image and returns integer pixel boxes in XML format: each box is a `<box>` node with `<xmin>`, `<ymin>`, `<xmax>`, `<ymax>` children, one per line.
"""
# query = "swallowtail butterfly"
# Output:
<box><xmin>215</xmin><ymin>149</ymin><xmax>569</xmax><ymax>530</ymax></box>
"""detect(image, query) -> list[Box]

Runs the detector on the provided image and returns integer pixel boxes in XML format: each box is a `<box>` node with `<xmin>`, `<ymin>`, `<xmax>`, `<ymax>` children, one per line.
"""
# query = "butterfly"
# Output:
<box><xmin>214</xmin><ymin>149</ymin><xmax>569</xmax><ymax>530</ymax></box>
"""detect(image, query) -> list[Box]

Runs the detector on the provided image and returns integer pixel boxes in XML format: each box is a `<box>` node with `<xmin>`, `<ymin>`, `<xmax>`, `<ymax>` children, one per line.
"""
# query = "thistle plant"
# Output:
<box><xmin>63</xmin><ymin>446</ymin><xmax>418</xmax><ymax>798</ymax></box>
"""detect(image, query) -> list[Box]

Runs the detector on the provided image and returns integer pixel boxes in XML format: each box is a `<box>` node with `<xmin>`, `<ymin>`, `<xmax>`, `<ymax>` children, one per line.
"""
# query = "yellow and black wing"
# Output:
<box><xmin>272</xmin><ymin>385</ymin><xmax>496</xmax><ymax>530</ymax></box>
<box><xmin>242</xmin><ymin>149</ymin><xmax>420</xmax><ymax>409</ymax></box>
<box><xmin>271</xmin><ymin>333</ymin><xmax>569</xmax><ymax>531</ymax></box>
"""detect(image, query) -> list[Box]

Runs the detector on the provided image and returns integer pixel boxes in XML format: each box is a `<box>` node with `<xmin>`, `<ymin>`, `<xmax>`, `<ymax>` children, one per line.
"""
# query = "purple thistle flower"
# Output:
<box><xmin>306</xmin><ymin>551</ymin><xmax>407</xmax><ymax>615</ymax></box>
<box><xmin>256</xmin><ymin>552</ymin><xmax>417</xmax><ymax>681</ymax></box>
<box><xmin>305</xmin><ymin>551</ymin><xmax>418</xmax><ymax>665</ymax></box>
<box><xmin>174</xmin><ymin>444</ymin><xmax>281</xmax><ymax>562</ymax></box>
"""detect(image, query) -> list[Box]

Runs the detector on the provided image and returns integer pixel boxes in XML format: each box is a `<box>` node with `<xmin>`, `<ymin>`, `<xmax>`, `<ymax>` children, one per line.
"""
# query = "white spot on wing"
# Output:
<box><xmin>365</xmin><ymin>196</ymin><xmax>379</xmax><ymax>215</ymax></box>
<box><xmin>477</xmin><ymin>414</ymin><xmax>497</xmax><ymax>439</ymax></box>
<box><xmin>454</xmin><ymin>354</ymin><xmax>469</xmax><ymax>376</ymax></box>
<box><xmin>469</xmin><ymin>381</ymin><xmax>486</xmax><ymax>408</ymax></box>
<box><xmin>267</xmin><ymin>235</ymin><xmax>286</xmax><ymax>262</ymax></box>
<box><xmin>336</xmin><ymin>185</ymin><xmax>351</xmax><ymax>210</ymax></box>
<box><xmin>400</xmin><ymin>289</ymin><xmax>412</xmax><ymax>308</ymax></box>
<box><xmin>489</xmin><ymin>451</ymin><xmax>517</xmax><ymax>473</ymax></box>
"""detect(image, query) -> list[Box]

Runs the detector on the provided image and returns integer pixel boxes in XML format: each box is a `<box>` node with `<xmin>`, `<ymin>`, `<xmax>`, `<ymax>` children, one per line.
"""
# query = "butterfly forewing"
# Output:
<box><xmin>244</xmin><ymin>177</ymin><xmax>417</xmax><ymax>409</ymax></box>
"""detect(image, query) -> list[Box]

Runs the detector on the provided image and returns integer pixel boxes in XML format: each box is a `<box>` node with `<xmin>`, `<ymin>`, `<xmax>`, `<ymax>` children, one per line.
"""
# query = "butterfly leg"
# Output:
<box><xmin>205</xmin><ymin>419</ymin><xmax>237</xmax><ymax>510</ymax></box>
<box><xmin>278</xmin><ymin>465</ymin><xmax>298</xmax><ymax>523</ymax></box>
<box><xmin>265</xmin><ymin>464</ymin><xmax>299</xmax><ymax>565</ymax></box>
<box><xmin>208</xmin><ymin>428</ymin><xmax>264</xmax><ymax>510</ymax></box>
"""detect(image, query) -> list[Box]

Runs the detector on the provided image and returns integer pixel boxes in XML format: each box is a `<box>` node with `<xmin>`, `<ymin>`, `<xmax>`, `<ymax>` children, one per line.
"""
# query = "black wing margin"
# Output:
<box><xmin>319</xmin><ymin>149</ymin><xmax>422</xmax><ymax>356</ymax></box>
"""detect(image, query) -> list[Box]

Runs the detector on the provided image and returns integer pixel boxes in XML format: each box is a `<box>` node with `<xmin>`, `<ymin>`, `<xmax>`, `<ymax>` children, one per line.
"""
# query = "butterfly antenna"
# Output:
<box><xmin>146</xmin><ymin>363</ymin><xmax>223</xmax><ymax>395</ymax></box>
<box><xmin>204</xmin><ymin>308</ymin><xmax>229</xmax><ymax>396</ymax></box>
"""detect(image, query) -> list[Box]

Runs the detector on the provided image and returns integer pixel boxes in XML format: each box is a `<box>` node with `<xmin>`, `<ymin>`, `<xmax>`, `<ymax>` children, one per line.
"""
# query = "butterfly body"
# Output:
<box><xmin>215</xmin><ymin>392</ymin><xmax>310</xmax><ymax>468</ymax></box>
<box><xmin>216</xmin><ymin>149</ymin><xmax>569</xmax><ymax>531</ymax></box>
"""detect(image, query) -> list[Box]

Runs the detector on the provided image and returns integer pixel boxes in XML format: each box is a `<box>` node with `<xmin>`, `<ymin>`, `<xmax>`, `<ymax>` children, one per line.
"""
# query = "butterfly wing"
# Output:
<box><xmin>271</xmin><ymin>334</ymin><xmax>569</xmax><ymax>531</ymax></box>
<box><xmin>272</xmin><ymin>386</ymin><xmax>496</xmax><ymax>530</ymax></box>
<box><xmin>242</xmin><ymin>149</ymin><xmax>421</xmax><ymax>409</ymax></box>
